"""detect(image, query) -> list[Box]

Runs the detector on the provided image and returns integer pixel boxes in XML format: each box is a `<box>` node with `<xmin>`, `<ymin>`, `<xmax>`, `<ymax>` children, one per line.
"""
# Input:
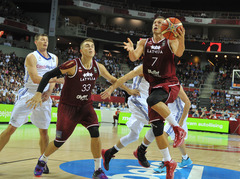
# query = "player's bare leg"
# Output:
<box><xmin>39</xmin><ymin>129</ymin><xmax>50</xmax><ymax>174</ymax></box>
<box><xmin>92</xmin><ymin>137</ymin><xmax>108</xmax><ymax>179</ymax></box>
<box><xmin>0</xmin><ymin>124</ymin><xmax>17</xmax><ymax>152</ymax></box>
<box><xmin>39</xmin><ymin>129</ymin><xmax>49</xmax><ymax>154</ymax></box>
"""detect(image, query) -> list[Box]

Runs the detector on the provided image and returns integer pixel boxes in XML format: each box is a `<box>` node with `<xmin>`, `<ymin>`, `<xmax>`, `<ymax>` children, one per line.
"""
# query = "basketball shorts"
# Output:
<box><xmin>10</xmin><ymin>88</ymin><xmax>52</xmax><ymax>129</ymax></box>
<box><xmin>55</xmin><ymin>102</ymin><xmax>99</xmax><ymax>142</ymax></box>
<box><xmin>127</xmin><ymin>97</ymin><xmax>149</xmax><ymax>134</ymax></box>
<box><xmin>148</xmin><ymin>82</ymin><xmax>180</xmax><ymax>123</ymax></box>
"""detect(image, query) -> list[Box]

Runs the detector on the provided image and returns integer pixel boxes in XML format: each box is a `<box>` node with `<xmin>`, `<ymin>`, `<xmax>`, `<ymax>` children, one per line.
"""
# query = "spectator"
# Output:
<box><xmin>192</xmin><ymin>110</ymin><xmax>199</xmax><ymax>117</ymax></box>
<box><xmin>113</xmin><ymin>108</ymin><xmax>120</xmax><ymax>126</ymax></box>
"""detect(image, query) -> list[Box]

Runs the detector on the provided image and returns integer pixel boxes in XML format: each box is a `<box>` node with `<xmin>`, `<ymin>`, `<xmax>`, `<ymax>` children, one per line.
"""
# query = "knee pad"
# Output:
<box><xmin>151</xmin><ymin>120</ymin><xmax>164</xmax><ymax>137</ymax></box>
<box><xmin>54</xmin><ymin>140</ymin><xmax>65</xmax><ymax>148</ymax></box>
<box><xmin>147</xmin><ymin>89</ymin><xmax>169</xmax><ymax>107</ymax></box>
<box><xmin>88</xmin><ymin>126</ymin><xmax>99</xmax><ymax>138</ymax></box>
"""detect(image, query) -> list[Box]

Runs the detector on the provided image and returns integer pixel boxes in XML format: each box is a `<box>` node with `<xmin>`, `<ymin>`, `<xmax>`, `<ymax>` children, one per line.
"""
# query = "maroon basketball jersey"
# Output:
<box><xmin>60</xmin><ymin>58</ymin><xmax>100</xmax><ymax>106</ymax></box>
<box><xmin>143</xmin><ymin>37</ymin><xmax>177</xmax><ymax>87</ymax></box>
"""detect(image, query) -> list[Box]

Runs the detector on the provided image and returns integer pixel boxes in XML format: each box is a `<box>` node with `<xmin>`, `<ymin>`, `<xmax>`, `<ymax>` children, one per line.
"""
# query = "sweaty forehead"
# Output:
<box><xmin>154</xmin><ymin>18</ymin><xmax>164</xmax><ymax>23</ymax></box>
<box><xmin>83</xmin><ymin>42</ymin><xmax>94</xmax><ymax>46</ymax></box>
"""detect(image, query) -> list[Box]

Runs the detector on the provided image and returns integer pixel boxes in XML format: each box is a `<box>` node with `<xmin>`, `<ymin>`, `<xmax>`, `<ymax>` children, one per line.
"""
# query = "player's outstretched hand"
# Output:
<box><xmin>26</xmin><ymin>92</ymin><xmax>42</xmax><ymax>109</ymax></box>
<box><xmin>100</xmin><ymin>86</ymin><xmax>114</xmax><ymax>100</ymax></box>
<box><xmin>123</xmin><ymin>38</ymin><xmax>134</xmax><ymax>52</ymax></box>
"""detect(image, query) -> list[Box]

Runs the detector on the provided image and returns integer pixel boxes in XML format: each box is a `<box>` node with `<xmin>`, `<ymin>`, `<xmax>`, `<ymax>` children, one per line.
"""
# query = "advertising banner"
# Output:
<box><xmin>0</xmin><ymin>104</ymin><xmax>101</xmax><ymax>123</ymax></box>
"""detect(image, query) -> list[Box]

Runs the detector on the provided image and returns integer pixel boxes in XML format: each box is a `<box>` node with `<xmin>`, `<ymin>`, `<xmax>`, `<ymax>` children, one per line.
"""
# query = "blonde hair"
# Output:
<box><xmin>80</xmin><ymin>38</ymin><xmax>94</xmax><ymax>49</ymax></box>
<box><xmin>34</xmin><ymin>33</ymin><xmax>48</xmax><ymax>41</ymax></box>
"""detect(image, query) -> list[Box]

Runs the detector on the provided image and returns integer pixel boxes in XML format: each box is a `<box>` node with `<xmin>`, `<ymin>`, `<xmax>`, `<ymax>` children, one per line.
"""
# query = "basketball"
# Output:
<box><xmin>161</xmin><ymin>17</ymin><xmax>183</xmax><ymax>40</ymax></box>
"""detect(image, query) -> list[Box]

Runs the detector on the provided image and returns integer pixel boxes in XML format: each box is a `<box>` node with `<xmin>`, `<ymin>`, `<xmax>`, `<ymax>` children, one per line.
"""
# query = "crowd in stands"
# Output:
<box><xmin>0</xmin><ymin>50</ymin><xmax>25</xmax><ymax>104</ymax></box>
<box><xmin>0</xmin><ymin>0</ymin><xmax>40</xmax><ymax>27</ymax></box>
<box><xmin>85</xmin><ymin>0</ymin><xmax>240</xmax><ymax>20</ymax></box>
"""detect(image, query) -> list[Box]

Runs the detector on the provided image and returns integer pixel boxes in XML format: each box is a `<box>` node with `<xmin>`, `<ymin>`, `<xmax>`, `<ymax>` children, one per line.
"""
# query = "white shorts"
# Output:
<box><xmin>127</xmin><ymin>97</ymin><xmax>149</xmax><ymax>134</ymax></box>
<box><xmin>164</xmin><ymin>117</ymin><xmax>188</xmax><ymax>140</ymax></box>
<box><xmin>10</xmin><ymin>89</ymin><xmax>52</xmax><ymax>129</ymax></box>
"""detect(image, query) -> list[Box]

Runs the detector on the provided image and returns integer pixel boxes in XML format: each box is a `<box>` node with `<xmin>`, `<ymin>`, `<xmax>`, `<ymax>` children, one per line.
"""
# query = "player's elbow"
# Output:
<box><xmin>31</xmin><ymin>77</ymin><xmax>40</xmax><ymax>84</ymax></box>
<box><xmin>185</xmin><ymin>99</ymin><xmax>191</xmax><ymax>109</ymax></box>
<box><xmin>175</xmin><ymin>51</ymin><xmax>184</xmax><ymax>57</ymax></box>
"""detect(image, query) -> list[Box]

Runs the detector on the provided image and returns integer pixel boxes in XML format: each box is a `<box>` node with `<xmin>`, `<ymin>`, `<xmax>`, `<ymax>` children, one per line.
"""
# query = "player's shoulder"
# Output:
<box><xmin>139</xmin><ymin>38</ymin><xmax>147</xmax><ymax>45</ymax></box>
<box><xmin>26</xmin><ymin>51</ymin><xmax>37</xmax><ymax>61</ymax></box>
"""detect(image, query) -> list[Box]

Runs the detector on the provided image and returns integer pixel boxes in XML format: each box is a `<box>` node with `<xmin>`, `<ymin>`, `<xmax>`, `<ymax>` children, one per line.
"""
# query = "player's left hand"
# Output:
<box><xmin>176</xmin><ymin>26</ymin><xmax>185</xmax><ymax>41</ymax></box>
<box><xmin>26</xmin><ymin>92</ymin><xmax>42</xmax><ymax>109</ymax></box>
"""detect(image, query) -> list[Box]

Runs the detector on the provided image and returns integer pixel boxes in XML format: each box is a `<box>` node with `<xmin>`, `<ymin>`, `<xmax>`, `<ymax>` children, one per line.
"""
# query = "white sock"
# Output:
<box><xmin>39</xmin><ymin>154</ymin><xmax>48</xmax><ymax>163</ymax></box>
<box><xmin>114</xmin><ymin>144</ymin><xmax>120</xmax><ymax>151</ymax></box>
<box><xmin>94</xmin><ymin>158</ymin><xmax>101</xmax><ymax>171</ymax></box>
<box><xmin>142</xmin><ymin>141</ymin><xmax>149</xmax><ymax>147</ymax></box>
<box><xmin>165</xmin><ymin>113</ymin><xmax>179</xmax><ymax>127</ymax></box>
<box><xmin>160</xmin><ymin>147</ymin><xmax>171</xmax><ymax>161</ymax></box>
<box><xmin>182</xmin><ymin>154</ymin><xmax>188</xmax><ymax>160</ymax></box>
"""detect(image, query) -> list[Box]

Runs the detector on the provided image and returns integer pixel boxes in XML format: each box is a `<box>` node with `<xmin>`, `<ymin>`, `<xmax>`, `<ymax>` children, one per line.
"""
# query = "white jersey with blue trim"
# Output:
<box><xmin>24</xmin><ymin>50</ymin><xmax>57</xmax><ymax>93</ymax></box>
<box><xmin>127</xmin><ymin>67</ymin><xmax>150</xmax><ymax>123</ymax></box>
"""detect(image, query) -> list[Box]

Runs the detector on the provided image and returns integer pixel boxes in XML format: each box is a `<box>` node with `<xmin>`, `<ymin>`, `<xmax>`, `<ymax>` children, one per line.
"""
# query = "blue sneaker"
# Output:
<box><xmin>153</xmin><ymin>161</ymin><xmax>166</xmax><ymax>173</ymax></box>
<box><xmin>92</xmin><ymin>168</ymin><xmax>108</xmax><ymax>179</ymax></box>
<box><xmin>34</xmin><ymin>159</ymin><xmax>46</xmax><ymax>177</ymax></box>
<box><xmin>178</xmin><ymin>157</ymin><xmax>192</xmax><ymax>168</ymax></box>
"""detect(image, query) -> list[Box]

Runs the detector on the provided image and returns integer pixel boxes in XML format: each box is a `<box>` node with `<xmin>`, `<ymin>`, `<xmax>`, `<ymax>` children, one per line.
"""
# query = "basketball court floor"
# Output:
<box><xmin>0</xmin><ymin>123</ymin><xmax>239</xmax><ymax>179</ymax></box>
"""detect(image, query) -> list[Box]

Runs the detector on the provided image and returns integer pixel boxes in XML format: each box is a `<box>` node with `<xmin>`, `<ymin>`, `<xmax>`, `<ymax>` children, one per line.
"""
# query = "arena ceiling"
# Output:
<box><xmin>11</xmin><ymin>0</ymin><xmax>239</xmax><ymax>13</ymax></box>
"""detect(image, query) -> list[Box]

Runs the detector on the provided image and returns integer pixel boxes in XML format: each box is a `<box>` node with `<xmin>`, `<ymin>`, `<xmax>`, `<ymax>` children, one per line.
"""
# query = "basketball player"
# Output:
<box><xmin>101</xmin><ymin>65</ymin><xmax>192</xmax><ymax>173</ymax></box>
<box><xmin>122</xmin><ymin>16</ymin><xmax>186</xmax><ymax>179</ymax></box>
<box><xmin>0</xmin><ymin>34</ymin><xmax>58</xmax><ymax>174</ymax></box>
<box><xmin>102</xmin><ymin>65</ymin><xmax>151</xmax><ymax>170</ymax></box>
<box><xmin>26</xmin><ymin>38</ymin><xmax>138</xmax><ymax>178</ymax></box>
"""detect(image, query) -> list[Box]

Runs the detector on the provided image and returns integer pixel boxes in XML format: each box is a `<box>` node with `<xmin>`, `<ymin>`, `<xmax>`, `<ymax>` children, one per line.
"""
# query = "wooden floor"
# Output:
<box><xmin>0</xmin><ymin>123</ymin><xmax>239</xmax><ymax>179</ymax></box>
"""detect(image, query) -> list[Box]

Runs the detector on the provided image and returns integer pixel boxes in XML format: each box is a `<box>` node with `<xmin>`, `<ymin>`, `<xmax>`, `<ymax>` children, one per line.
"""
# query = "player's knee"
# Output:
<box><xmin>151</xmin><ymin>120</ymin><xmax>164</xmax><ymax>137</ymax></box>
<box><xmin>147</xmin><ymin>89</ymin><xmax>169</xmax><ymax>107</ymax></box>
<box><xmin>130</xmin><ymin>132</ymin><xmax>139</xmax><ymax>142</ymax></box>
<box><xmin>54</xmin><ymin>140</ymin><xmax>65</xmax><ymax>148</ymax></box>
<box><xmin>88</xmin><ymin>126</ymin><xmax>99</xmax><ymax>138</ymax></box>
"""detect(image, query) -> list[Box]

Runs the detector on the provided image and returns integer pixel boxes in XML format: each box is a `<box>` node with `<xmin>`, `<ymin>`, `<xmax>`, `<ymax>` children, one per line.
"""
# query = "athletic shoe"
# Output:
<box><xmin>34</xmin><ymin>159</ymin><xmax>46</xmax><ymax>177</ymax></box>
<box><xmin>43</xmin><ymin>164</ymin><xmax>49</xmax><ymax>174</ymax></box>
<box><xmin>102</xmin><ymin>149</ymin><xmax>115</xmax><ymax>171</ymax></box>
<box><xmin>92</xmin><ymin>168</ymin><xmax>108</xmax><ymax>179</ymax></box>
<box><xmin>178</xmin><ymin>157</ymin><xmax>193</xmax><ymax>168</ymax></box>
<box><xmin>133</xmin><ymin>147</ymin><xmax>150</xmax><ymax>168</ymax></box>
<box><xmin>164</xmin><ymin>159</ymin><xmax>177</xmax><ymax>179</ymax></box>
<box><xmin>153</xmin><ymin>161</ymin><xmax>166</xmax><ymax>173</ymax></box>
<box><xmin>172</xmin><ymin>126</ymin><xmax>186</xmax><ymax>148</ymax></box>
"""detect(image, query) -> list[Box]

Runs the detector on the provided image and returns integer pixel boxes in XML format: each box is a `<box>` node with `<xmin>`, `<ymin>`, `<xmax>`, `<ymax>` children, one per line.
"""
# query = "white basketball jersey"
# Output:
<box><xmin>24</xmin><ymin>50</ymin><xmax>57</xmax><ymax>93</ymax></box>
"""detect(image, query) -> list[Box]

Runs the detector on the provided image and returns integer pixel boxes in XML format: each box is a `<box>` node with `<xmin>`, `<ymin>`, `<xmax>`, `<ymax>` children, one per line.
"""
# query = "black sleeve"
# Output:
<box><xmin>37</xmin><ymin>67</ymin><xmax>62</xmax><ymax>93</ymax></box>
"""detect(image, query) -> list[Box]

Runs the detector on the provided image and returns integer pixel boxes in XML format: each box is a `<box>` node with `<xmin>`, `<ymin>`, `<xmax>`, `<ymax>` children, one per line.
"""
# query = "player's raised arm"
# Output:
<box><xmin>100</xmin><ymin>65</ymin><xmax>143</xmax><ymax>99</ymax></box>
<box><xmin>26</xmin><ymin>60</ymin><xmax>77</xmax><ymax>109</ymax></box>
<box><xmin>177</xmin><ymin>86</ymin><xmax>191</xmax><ymax>126</ymax></box>
<box><xmin>123</xmin><ymin>38</ymin><xmax>146</xmax><ymax>62</ymax></box>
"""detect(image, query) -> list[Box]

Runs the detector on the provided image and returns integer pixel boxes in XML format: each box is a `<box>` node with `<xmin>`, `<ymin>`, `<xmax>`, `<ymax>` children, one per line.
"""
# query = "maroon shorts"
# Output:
<box><xmin>148</xmin><ymin>82</ymin><xmax>180</xmax><ymax>123</ymax></box>
<box><xmin>55</xmin><ymin>102</ymin><xmax>99</xmax><ymax>142</ymax></box>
